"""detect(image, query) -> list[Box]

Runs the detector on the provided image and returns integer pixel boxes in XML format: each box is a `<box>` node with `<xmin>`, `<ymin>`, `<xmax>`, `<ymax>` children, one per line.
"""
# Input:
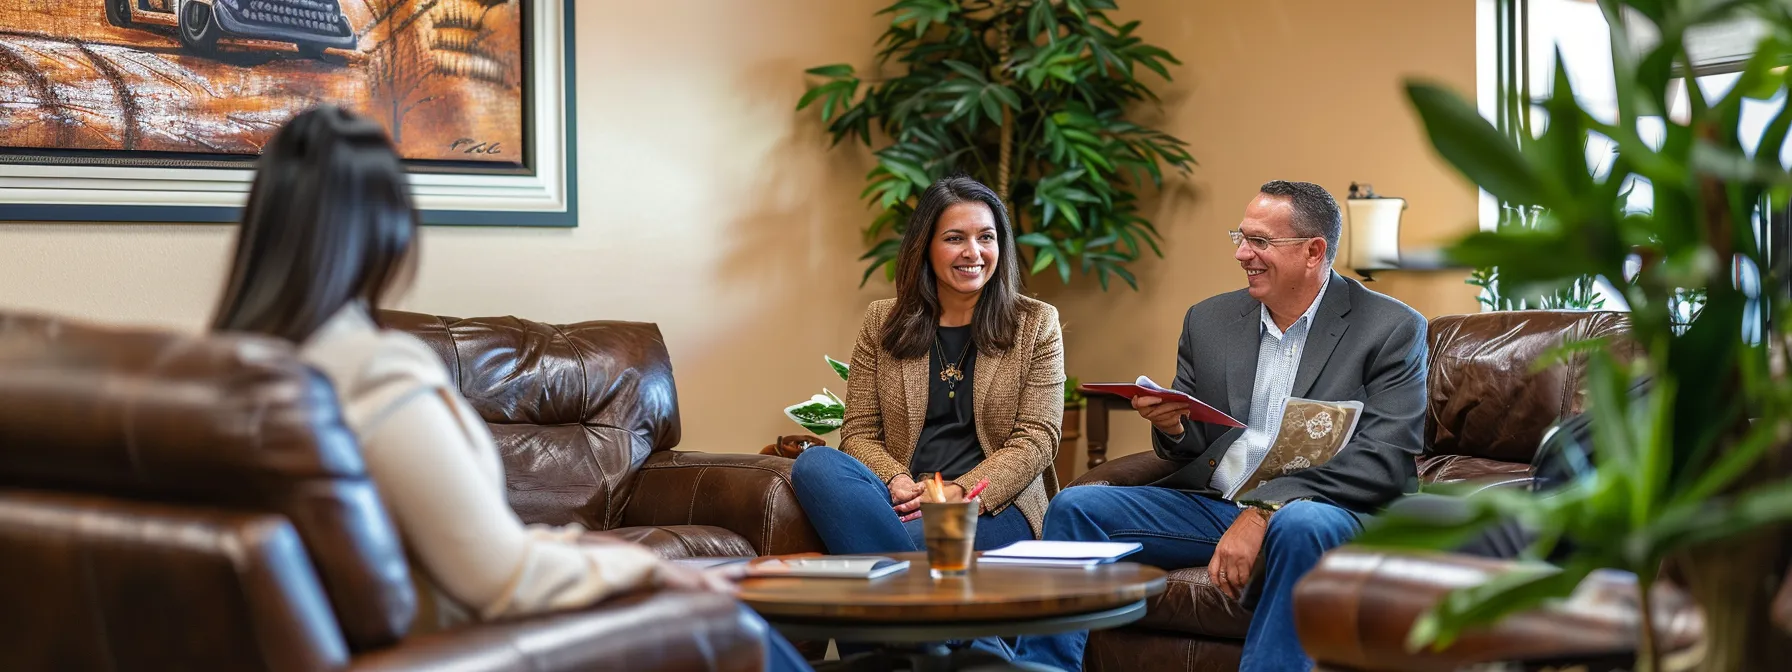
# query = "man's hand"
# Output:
<box><xmin>1210</xmin><ymin>508</ymin><xmax>1270</xmax><ymax>601</ymax></box>
<box><xmin>1133</xmin><ymin>395</ymin><xmax>1191</xmax><ymax>436</ymax></box>
<box><xmin>655</xmin><ymin>561</ymin><xmax>747</xmax><ymax>595</ymax></box>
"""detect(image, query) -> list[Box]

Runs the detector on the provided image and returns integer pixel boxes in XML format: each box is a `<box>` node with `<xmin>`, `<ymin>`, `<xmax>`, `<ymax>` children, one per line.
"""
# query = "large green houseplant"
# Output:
<box><xmin>1355</xmin><ymin>1</ymin><xmax>1792</xmax><ymax>671</ymax></box>
<box><xmin>797</xmin><ymin>0</ymin><xmax>1194</xmax><ymax>290</ymax></box>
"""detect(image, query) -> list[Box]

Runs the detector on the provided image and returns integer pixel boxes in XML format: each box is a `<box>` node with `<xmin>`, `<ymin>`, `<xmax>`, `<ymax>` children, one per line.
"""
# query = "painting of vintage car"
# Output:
<box><xmin>105</xmin><ymin>0</ymin><xmax>358</xmax><ymax>59</ymax></box>
<box><xmin>0</xmin><ymin>0</ymin><xmax>523</xmax><ymax>165</ymax></box>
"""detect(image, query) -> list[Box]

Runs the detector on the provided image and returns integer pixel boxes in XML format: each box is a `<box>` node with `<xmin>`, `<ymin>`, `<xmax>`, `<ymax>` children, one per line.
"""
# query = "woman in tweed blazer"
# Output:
<box><xmin>791</xmin><ymin>176</ymin><xmax>1065</xmax><ymax>556</ymax></box>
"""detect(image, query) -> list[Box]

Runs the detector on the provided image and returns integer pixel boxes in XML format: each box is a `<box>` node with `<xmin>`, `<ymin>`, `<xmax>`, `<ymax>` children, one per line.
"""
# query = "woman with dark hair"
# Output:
<box><xmin>791</xmin><ymin>175</ymin><xmax>1065</xmax><ymax>557</ymax></box>
<box><xmin>212</xmin><ymin>106</ymin><xmax>812</xmax><ymax>670</ymax></box>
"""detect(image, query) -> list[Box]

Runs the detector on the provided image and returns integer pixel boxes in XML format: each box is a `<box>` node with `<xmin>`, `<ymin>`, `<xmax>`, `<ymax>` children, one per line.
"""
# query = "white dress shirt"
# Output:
<box><xmin>1209</xmin><ymin>280</ymin><xmax>1328</xmax><ymax>499</ymax></box>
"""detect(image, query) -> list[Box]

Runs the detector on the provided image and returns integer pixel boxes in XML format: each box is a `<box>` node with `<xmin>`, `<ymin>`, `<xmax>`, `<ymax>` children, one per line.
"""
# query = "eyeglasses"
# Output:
<box><xmin>1228</xmin><ymin>229</ymin><xmax>1317</xmax><ymax>251</ymax></box>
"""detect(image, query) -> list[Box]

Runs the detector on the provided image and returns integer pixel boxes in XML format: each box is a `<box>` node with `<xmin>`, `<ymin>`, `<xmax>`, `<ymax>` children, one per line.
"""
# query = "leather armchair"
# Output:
<box><xmin>1071</xmin><ymin>310</ymin><xmax>1674</xmax><ymax>672</ymax></box>
<box><xmin>0</xmin><ymin>311</ymin><xmax>769</xmax><ymax>670</ymax></box>
<box><xmin>381</xmin><ymin>311</ymin><xmax>824</xmax><ymax>557</ymax></box>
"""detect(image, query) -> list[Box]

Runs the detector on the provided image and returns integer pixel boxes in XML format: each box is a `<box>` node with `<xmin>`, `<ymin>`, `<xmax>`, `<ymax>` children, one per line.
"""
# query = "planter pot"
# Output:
<box><xmin>1666</xmin><ymin>526</ymin><xmax>1792</xmax><ymax>672</ymax></box>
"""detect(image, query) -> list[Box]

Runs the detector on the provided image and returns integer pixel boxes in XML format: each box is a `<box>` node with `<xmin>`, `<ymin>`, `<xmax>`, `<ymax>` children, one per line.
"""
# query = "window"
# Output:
<box><xmin>1476</xmin><ymin>0</ymin><xmax>1790</xmax><ymax>330</ymax></box>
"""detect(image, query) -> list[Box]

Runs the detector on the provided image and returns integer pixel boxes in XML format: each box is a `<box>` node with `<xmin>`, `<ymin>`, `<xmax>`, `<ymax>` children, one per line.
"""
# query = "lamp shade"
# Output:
<box><xmin>1343</xmin><ymin>196</ymin><xmax>1404</xmax><ymax>278</ymax></box>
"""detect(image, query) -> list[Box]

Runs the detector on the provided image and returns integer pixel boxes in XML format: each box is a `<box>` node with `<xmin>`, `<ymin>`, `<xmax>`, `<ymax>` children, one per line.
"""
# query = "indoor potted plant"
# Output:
<box><xmin>1354</xmin><ymin>2</ymin><xmax>1792</xmax><ymax>670</ymax></box>
<box><xmin>796</xmin><ymin>0</ymin><xmax>1194</xmax><ymax>290</ymax></box>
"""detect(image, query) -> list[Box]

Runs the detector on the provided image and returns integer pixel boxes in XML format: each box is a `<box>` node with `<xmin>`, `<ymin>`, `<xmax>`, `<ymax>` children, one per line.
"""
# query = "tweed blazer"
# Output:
<box><xmin>838</xmin><ymin>296</ymin><xmax>1064</xmax><ymax>537</ymax></box>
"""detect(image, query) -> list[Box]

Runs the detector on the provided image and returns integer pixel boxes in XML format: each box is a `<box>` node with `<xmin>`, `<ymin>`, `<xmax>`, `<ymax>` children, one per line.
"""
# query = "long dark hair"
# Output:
<box><xmin>880</xmin><ymin>176</ymin><xmax>1023</xmax><ymax>359</ymax></box>
<box><xmin>211</xmin><ymin>106</ymin><xmax>419</xmax><ymax>343</ymax></box>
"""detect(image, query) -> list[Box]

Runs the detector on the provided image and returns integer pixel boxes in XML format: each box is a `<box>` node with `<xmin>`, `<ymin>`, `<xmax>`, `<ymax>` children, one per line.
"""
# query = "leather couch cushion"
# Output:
<box><xmin>349</xmin><ymin>590</ymin><xmax>767</xmax><ymax>672</ymax></box>
<box><xmin>382</xmin><ymin>312</ymin><xmax>681</xmax><ymax>530</ymax></box>
<box><xmin>0</xmin><ymin>489</ymin><xmax>350</xmax><ymax>671</ymax></box>
<box><xmin>1086</xmin><ymin>625</ymin><xmax>1242</xmax><ymax>672</ymax></box>
<box><xmin>1416</xmin><ymin>454</ymin><xmax>1532</xmax><ymax>486</ymax></box>
<box><xmin>1296</xmin><ymin>550</ymin><xmax>1703</xmax><ymax>672</ymax></box>
<box><xmin>0</xmin><ymin>312</ymin><xmax>415</xmax><ymax>651</ymax></box>
<box><xmin>1425</xmin><ymin>311</ymin><xmax>1632</xmax><ymax>464</ymax></box>
<box><xmin>1135</xmin><ymin>567</ymin><xmax>1253</xmax><ymax>639</ymax></box>
<box><xmin>601</xmin><ymin>525</ymin><xmax>758</xmax><ymax>559</ymax></box>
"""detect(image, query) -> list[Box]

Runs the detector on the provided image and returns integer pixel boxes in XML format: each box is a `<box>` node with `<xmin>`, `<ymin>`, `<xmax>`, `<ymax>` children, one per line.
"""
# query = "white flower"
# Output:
<box><xmin>1305</xmin><ymin>411</ymin><xmax>1334</xmax><ymax>439</ymax></box>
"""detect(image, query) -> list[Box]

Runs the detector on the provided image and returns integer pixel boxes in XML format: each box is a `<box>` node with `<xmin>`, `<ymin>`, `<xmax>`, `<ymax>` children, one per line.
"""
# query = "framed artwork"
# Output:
<box><xmin>0</xmin><ymin>0</ymin><xmax>576</xmax><ymax>226</ymax></box>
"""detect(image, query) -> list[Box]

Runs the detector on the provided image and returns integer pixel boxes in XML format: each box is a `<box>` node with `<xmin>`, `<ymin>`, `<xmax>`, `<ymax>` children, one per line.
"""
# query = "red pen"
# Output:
<box><xmin>964</xmin><ymin>478</ymin><xmax>990</xmax><ymax>501</ymax></box>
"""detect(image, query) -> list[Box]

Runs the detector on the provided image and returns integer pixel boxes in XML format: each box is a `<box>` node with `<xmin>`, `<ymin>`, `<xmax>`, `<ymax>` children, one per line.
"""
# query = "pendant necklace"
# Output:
<box><xmin>934</xmin><ymin>331</ymin><xmax>972</xmax><ymax>399</ymax></box>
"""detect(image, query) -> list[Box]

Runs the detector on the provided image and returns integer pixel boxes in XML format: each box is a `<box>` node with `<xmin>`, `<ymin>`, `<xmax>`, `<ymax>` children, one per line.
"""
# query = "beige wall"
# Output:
<box><xmin>0</xmin><ymin>1</ymin><xmax>1478</xmax><ymax>462</ymax></box>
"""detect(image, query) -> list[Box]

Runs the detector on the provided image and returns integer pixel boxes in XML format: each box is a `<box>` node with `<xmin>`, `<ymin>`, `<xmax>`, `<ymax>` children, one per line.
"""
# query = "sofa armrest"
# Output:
<box><xmin>1293</xmin><ymin>549</ymin><xmax>1702</xmax><ymax>672</ymax></box>
<box><xmin>617</xmin><ymin>450</ymin><xmax>825</xmax><ymax>556</ymax></box>
<box><xmin>1417</xmin><ymin>454</ymin><xmax>1533</xmax><ymax>491</ymax></box>
<box><xmin>1067</xmin><ymin>452</ymin><xmax>1182</xmax><ymax>488</ymax></box>
<box><xmin>351</xmin><ymin>590</ymin><xmax>764</xmax><ymax>672</ymax></box>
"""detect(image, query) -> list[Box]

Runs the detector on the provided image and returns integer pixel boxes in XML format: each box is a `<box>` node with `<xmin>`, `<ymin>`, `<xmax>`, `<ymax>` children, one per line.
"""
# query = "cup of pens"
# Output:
<box><xmin>919</xmin><ymin>473</ymin><xmax>987</xmax><ymax>579</ymax></box>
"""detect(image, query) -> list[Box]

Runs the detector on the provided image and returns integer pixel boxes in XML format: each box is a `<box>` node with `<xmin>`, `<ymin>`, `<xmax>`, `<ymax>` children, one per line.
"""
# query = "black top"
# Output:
<box><xmin>909</xmin><ymin>325</ymin><xmax>984</xmax><ymax>481</ymax></box>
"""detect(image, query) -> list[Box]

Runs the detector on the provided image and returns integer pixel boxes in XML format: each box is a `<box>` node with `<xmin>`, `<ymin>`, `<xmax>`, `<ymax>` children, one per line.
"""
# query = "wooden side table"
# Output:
<box><xmin>1080</xmin><ymin>391</ymin><xmax>1129</xmax><ymax>472</ymax></box>
<box><xmin>738</xmin><ymin>551</ymin><xmax>1166</xmax><ymax>671</ymax></box>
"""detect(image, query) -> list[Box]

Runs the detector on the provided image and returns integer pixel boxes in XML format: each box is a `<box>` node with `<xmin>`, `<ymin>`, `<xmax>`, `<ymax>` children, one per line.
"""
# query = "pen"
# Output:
<box><xmin>964</xmin><ymin>478</ymin><xmax>989</xmax><ymax>501</ymax></box>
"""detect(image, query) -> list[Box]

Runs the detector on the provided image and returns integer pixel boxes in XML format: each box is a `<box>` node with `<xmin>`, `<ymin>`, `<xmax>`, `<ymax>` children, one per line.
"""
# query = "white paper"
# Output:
<box><xmin>982</xmin><ymin>540</ymin><xmax>1142</xmax><ymax>561</ymax></box>
<box><xmin>1135</xmin><ymin>375</ymin><xmax>1174</xmax><ymax>393</ymax></box>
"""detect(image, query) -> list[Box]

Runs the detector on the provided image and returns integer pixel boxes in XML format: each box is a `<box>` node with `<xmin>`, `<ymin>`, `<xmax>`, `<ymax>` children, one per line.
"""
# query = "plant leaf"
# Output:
<box><xmin>1409</xmin><ymin>559</ymin><xmax>1598</xmax><ymax>652</ymax></box>
<box><xmin>1406</xmin><ymin>81</ymin><xmax>1558</xmax><ymax>208</ymax></box>
<box><xmin>805</xmin><ymin>63</ymin><xmax>856</xmax><ymax>78</ymax></box>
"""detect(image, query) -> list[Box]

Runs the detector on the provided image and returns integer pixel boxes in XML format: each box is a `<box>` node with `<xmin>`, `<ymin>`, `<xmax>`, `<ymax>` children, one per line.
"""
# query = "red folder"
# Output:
<box><xmin>1079</xmin><ymin>382</ymin><xmax>1246</xmax><ymax>428</ymax></box>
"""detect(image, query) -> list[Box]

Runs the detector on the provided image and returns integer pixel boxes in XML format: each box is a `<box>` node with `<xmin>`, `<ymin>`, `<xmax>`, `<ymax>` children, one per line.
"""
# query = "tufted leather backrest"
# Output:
<box><xmin>1425</xmin><ymin>310</ymin><xmax>1635</xmax><ymax>463</ymax></box>
<box><xmin>0</xmin><ymin>311</ymin><xmax>415</xmax><ymax>653</ymax></box>
<box><xmin>380</xmin><ymin>311</ymin><xmax>680</xmax><ymax>531</ymax></box>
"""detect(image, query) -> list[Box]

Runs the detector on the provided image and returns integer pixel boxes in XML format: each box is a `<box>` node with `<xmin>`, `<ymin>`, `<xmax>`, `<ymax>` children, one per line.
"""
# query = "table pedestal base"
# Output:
<box><xmin>815</xmin><ymin>645</ymin><xmax>1060</xmax><ymax>672</ymax></box>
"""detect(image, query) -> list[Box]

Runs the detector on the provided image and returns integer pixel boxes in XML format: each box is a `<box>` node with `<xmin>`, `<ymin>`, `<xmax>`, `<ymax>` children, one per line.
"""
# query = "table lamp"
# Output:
<box><xmin>1343</xmin><ymin>182</ymin><xmax>1404</xmax><ymax>281</ymax></box>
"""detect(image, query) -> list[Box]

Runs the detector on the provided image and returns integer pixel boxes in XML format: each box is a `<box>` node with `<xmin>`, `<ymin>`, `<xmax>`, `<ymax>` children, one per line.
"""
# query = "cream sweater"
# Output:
<box><xmin>299</xmin><ymin>304</ymin><xmax>665</xmax><ymax>630</ymax></box>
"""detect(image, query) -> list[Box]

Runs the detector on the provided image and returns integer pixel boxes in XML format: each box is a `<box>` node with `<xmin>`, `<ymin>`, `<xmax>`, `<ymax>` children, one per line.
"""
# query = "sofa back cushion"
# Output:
<box><xmin>0</xmin><ymin>312</ymin><xmax>415</xmax><ymax>652</ymax></box>
<box><xmin>1425</xmin><ymin>310</ymin><xmax>1634</xmax><ymax>464</ymax></box>
<box><xmin>380</xmin><ymin>311</ymin><xmax>680</xmax><ymax>530</ymax></box>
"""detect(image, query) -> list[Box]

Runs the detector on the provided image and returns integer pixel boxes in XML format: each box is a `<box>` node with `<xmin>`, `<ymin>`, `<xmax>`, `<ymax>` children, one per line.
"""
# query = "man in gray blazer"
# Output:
<box><xmin>1014</xmin><ymin>181</ymin><xmax>1428</xmax><ymax>672</ymax></box>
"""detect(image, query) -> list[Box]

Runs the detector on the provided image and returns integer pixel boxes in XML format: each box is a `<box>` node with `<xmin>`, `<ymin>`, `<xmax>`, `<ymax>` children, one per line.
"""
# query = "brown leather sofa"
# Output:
<box><xmin>1066</xmin><ymin>310</ymin><xmax>1658</xmax><ymax>671</ymax></box>
<box><xmin>0</xmin><ymin>309</ymin><xmax>811</xmax><ymax>670</ymax></box>
<box><xmin>379</xmin><ymin>310</ymin><xmax>823</xmax><ymax>557</ymax></box>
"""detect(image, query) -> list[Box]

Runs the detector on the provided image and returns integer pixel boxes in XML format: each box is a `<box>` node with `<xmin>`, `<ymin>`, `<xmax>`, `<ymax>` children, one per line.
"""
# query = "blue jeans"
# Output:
<box><xmin>789</xmin><ymin>447</ymin><xmax>1035</xmax><ymax>660</ymax></box>
<box><xmin>1011</xmin><ymin>486</ymin><xmax>1363</xmax><ymax>672</ymax></box>
<box><xmin>790</xmin><ymin>447</ymin><xmax>1035</xmax><ymax>554</ymax></box>
<box><xmin>740</xmin><ymin>604</ymin><xmax>814</xmax><ymax>671</ymax></box>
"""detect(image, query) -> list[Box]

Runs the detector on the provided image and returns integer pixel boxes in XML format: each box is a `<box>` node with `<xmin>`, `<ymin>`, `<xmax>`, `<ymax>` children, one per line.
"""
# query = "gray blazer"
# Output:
<box><xmin>1150</xmin><ymin>271</ymin><xmax>1428</xmax><ymax>514</ymax></box>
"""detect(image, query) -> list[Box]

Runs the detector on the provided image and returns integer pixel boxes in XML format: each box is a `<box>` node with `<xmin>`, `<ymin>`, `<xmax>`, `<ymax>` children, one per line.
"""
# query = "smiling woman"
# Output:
<box><xmin>784</xmin><ymin>177</ymin><xmax>1067</xmax><ymax>598</ymax></box>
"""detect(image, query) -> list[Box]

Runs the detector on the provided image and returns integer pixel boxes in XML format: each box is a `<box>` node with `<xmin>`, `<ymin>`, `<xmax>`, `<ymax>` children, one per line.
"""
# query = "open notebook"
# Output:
<box><xmin>979</xmin><ymin>541</ymin><xmax>1143</xmax><ymax>568</ymax></box>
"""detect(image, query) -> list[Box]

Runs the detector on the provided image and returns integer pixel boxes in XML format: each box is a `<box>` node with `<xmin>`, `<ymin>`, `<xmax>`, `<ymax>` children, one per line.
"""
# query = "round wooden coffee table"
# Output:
<box><xmin>738</xmin><ymin>551</ymin><xmax>1166</xmax><ymax>670</ymax></box>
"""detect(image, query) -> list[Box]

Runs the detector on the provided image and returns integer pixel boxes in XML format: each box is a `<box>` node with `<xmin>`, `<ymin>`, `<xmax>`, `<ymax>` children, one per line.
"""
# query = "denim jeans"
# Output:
<box><xmin>789</xmin><ymin>447</ymin><xmax>1034</xmax><ymax>660</ymax></box>
<box><xmin>789</xmin><ymin>446</ymin><xmax>1034</xmax><ymax>554</ymax></box>
<box><xmin>1010</xmin><ymin>486</ymin><xmax>1363</xmax><ymax>672</ymax></box>
<box><xmin>739</xmin><ymin>604</ymin><xmax>814</xmax><ymax>672</ymax></box>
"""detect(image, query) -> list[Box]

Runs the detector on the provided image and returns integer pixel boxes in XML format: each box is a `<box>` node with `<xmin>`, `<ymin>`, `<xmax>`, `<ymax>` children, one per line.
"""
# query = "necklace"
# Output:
<box><xmin>933</xmin><ymin>330</ymin><xmax>972</xmax><ymax>398</ymax></box>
